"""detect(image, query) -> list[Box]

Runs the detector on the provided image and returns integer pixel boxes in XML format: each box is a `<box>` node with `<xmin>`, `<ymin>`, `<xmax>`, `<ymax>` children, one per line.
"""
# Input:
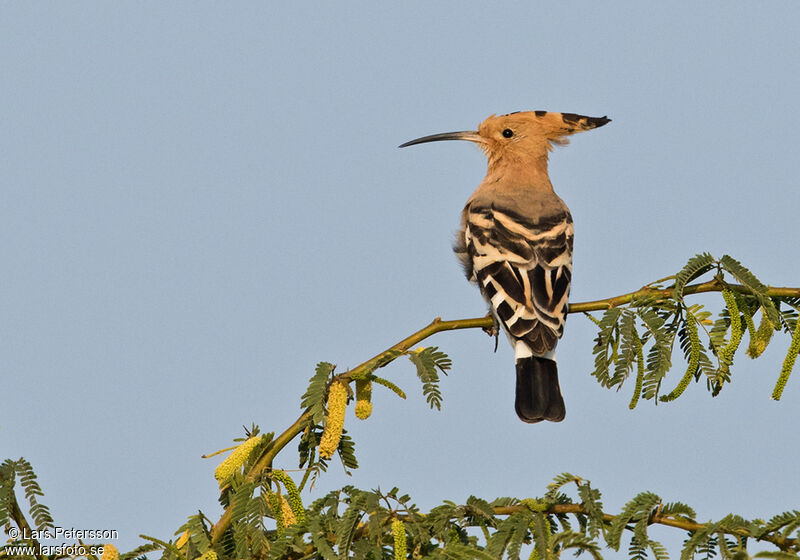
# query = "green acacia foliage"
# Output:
<box><xmin>2</xmin><ymin>253</ymin><xmax>799</xmax><ymax>559</ymax></box>
<box><xmin>590</xmin><ymin>253</ymin><xmax>799</xmax><ymax>405</ymax></box>
<box><xmin>0</xmin><ymin>458</ymin><xmax>53</xmax><ymax>533</ymax></box>
<box><xmin>3</xmin><ymin>465</ymin><xmax>799</xmax><ymax>559</ymax></box>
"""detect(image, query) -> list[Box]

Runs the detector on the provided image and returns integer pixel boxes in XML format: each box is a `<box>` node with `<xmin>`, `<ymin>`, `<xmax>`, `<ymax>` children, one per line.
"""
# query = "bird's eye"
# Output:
<box><xmin>502</xmin><ymin>128</ymin><xmax>514</xmax><ymax>138</ymax></box>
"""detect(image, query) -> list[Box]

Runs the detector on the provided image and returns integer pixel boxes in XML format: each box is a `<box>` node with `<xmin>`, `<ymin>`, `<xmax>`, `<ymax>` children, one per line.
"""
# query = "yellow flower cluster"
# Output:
<box><xmin>392</xmin><ymin>519</ymin><xmax>406</xmax><ymax>560</ymax></box>
<box><xmin>628</xmin><ymin>334</ymin><xmax>644</xmax><ymax>410</ymax></box>
<box><xmin>214</xmin><ymin>435</ymin><xmax>262</xmax><ymax>484</ymax></box>
<box><xmin>280</xmin><ymin>494</ymin><xmax>296</xmax><ymax>526</ymax></box>
<box><xmin>355</xmin><ymin>379</ymin><xmax>373</xmax><ymax>419</ymax></box>
<box><xmin>175</xmin><ymin>531</ymin><xmax>189</xmax><ymax>548</ymax></box>
<box><xmin>267</xmin><ymin>491</ymin><xmax>286</xmax><ymax>536</ymax></box>
<box><xmin>718</xmin><ymin>289</ymin><xmax>743</xmax><ymax>368</ymax></box>
<box><xmin>271</xmin><ymin>470</ymin><xmax>306</xmax><ymax>524</ymax></box>
<box><xmin>520</xmin><ymin>498</ymin><xmax>548</xmax><ymax>512</ymax></box>
<box><xmin>319</xmin><ymin>380</ymin><xmax>348</xmax><ymax>459</ymax></box>
<box><xmin>100</xmin><ymin>544</ymin><xmax>119</xmax><ymax>560</ymax></box>
<box><xmin>773</xmin><ymin>316</ymin><xmax>800</xmax><ymax>401</ymax></box>
<box><xmin>661</xmin><ymin>313</ymin><xmax>700</xmax><ymax>402</ymax></box>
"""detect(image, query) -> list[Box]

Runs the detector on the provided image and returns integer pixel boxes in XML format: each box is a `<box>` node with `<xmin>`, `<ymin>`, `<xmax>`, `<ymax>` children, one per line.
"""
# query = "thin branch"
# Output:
<box><xmin>209</xmin><ymin>281</ymin><xmax>800</xmax><ymax>543</ymax></box>
<box><xmin>210</xmin><ymin>316</ymin><xmax>488</xmax><ymax>542</ymax></box>
<box><xmin>280</xmin><ymin>502</ymin><xmax>798</xmax><ymax>559</ymax></box>
<box><xmin>570</xmin><ymin>281</ymin><xmax>800</xmax><ymax>313</ymax></box>
<box><xmin>493</xmin><ymin>504</ymin><xmax>797</xmax><ymax>550</ymax></box>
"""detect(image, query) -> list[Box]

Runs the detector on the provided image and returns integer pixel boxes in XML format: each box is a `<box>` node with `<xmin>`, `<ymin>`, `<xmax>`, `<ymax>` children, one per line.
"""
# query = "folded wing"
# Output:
<box><xmin>456</xmin><ymin>204</ymin><xmax>573</xmax><ymax>356</ymax></box>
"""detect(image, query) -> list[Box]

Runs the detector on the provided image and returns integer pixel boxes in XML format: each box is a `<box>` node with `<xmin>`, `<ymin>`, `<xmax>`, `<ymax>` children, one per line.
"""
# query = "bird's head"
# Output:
<box><xmin>400</xmin><ymin>111</ymin><xmax>610</xmax><ymax>171</ymax></box>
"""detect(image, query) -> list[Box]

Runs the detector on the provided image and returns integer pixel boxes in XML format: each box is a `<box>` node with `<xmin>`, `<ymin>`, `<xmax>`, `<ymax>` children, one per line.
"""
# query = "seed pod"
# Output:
<box><xmin>214</xmin><ymin>435</ymin><xmax>262</xmax><ymax>484</ymax></box>
<box><xmin>772</xmin><ymin>317</ymin><xmax>800</xmax><ymax>401</ymax></box>
<box><xmin>392</xmin><ymin>519</ymin><xmax>407</xmax><ymax>560</ymax></box>
<box><xmin>100</xmin><ymin>544</ymin><xmax>119</xmax><ymax>560</ymax></box>
<box><xmin>661</xmin><ymin>313</ymin><xmax>700</xmax><ymax>402</ymax></box>
<box><xmin>355</xmin><ymin>379</ymin><xmax>373</xmax><ymax>419</ymax></box>
<box><xmin>319</xmin><ymin>380</ymin><xmax>348</xmax><ymax>459</ymax></box>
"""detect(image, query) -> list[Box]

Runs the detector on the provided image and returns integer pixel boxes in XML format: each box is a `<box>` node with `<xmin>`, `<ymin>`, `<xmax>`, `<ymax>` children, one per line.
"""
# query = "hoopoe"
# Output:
<box><xmin>400</xmin><ymin>111</ymin><xmax>610</xmax><ymax>423</ymax></box>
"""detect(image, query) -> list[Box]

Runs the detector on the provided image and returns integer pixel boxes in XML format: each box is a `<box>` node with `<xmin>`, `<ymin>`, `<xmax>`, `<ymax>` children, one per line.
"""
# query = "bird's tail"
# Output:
<box><xmin>515</xmin><ymin>357</ymin><xmax>566</xmax><ymax>423</ymax></box>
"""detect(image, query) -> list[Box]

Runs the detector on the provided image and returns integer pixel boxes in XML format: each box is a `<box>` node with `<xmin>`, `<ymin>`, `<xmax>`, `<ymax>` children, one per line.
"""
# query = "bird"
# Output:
<box><xmin>400</xmin><ymin>111</ymin><xmax>610</xmax><ymax>423</ymax></box>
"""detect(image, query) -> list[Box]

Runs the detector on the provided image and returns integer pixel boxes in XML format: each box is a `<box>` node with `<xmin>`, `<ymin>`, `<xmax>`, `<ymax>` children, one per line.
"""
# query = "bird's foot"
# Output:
<box><xmin>482</xmin><ymin>312</ymin><xmax>500</xmax><ymax>352</ymax></box>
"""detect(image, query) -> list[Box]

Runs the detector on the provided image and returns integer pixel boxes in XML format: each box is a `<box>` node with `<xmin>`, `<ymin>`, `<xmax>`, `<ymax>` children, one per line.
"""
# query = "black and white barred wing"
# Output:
<box><xmin>459</xmin><ymin>205</ymin><xmax>573</xmax><ymax>357</ymax></box>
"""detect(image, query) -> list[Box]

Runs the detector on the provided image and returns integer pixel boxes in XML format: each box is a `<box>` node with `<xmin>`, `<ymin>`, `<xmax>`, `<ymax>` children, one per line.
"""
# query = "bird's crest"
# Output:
<box><xmin>485</xmin><ymin>111</ymin><xmax>609</xmax><ymax>143</ymax></box>
<box><xmin>472</xmin><ymin>111</ymin><xmax>609</xmax><ymax>169</ymax></box>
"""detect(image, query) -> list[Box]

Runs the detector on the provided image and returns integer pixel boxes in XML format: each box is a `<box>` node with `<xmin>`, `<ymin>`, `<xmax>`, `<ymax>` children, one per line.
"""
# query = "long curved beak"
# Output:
<box><xmin>398</xmin><ymin>130</ymin><xmax>483</xmax><ymax>148</ymax></box>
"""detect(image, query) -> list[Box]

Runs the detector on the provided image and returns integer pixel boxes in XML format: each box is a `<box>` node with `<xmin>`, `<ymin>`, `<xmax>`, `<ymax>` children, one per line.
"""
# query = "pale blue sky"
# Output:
<box><xmin>3</xmin><ymin>3</ymin><xmax>799</xmax><ymax>555</ymax></box>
